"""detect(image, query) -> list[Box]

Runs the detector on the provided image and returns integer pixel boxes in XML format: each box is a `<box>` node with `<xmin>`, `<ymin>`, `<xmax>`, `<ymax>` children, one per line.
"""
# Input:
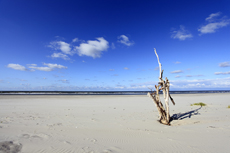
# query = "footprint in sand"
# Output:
<box><xmin>84</xmin><ymin>138</ymin><xmax>97</xmax><ymax>144</ymax></box>
<box><xmin>20</xmin><ymin>133</ymin><xmax>51</xmax><ymax>140</ymax></box>
<box><xmin>62</xmin><ymin>141</ymin><xmax>71</xmax><ymax>145</ymax></box>
<box><xmin>103</xmin><ymin>146</ymin><xmax>122</xmax><ymax>153</ymax></box>
<box><xmin>90</xmin><ymin>139</ymin><xmax>97</xmax><ymax>143</ymax></box>
<box><xmin>82</xmin><ymin>147</ymin><xmax>95</xmax><ymax>153</ymax></box>
<box><xmin>21</xmin><ymin>134</ymin><xmax>30</xmax><ymax>139</ymax></box>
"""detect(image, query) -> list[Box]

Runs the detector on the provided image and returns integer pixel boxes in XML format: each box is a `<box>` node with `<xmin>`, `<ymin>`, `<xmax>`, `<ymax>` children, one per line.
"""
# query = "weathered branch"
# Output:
<box><xmin>148</xmin><ymin>48</ymin><xmax>175</xmax><ymax>125</ymax></box>
<box><xmin>154</xmin><ymin>48</ymin><xmax>162</xmax><ymax>79</ymax></box>
<box><xmin>169</xmin><ymin>94</ymin><xmax>175</xmax><ymax>105</ymax></box>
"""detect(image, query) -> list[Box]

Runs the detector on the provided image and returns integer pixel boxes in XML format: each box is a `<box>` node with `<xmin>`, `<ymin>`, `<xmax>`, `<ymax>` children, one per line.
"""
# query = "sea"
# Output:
<box><xmin>0</xmin><ymin>90</ymin><xmax>230</xmax><ymax>95</ymax></box>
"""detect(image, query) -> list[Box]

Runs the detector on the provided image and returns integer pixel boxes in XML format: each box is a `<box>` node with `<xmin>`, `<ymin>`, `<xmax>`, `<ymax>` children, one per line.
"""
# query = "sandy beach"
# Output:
<box><xmin>0</xmin><ymin>93</ymin><xmax>230</xmax><ymax>153</ymax></box>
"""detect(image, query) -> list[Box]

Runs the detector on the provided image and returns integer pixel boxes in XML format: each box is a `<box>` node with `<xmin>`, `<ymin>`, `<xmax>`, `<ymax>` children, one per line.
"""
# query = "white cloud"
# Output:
<box><xmin>215</xmin><ymin>71</ymin><xmax>230</xmax><ymax>75</ymax></box>
<box><xmin>28</xmin><ymin>63</ymin><xmax>67</xmax><ymax>71</ymax></box>
<box><xmin>115</xmin><ymin>86</ymin><xmax>125</xmax><ymax>89</ymax></box>
<box><xmin>205</xmin><ymin>12</ymin><xmax>221</xmax><ymax>21</ymax></box>
<box><xmin>170</xmin><ymin>70</ymin><xmax>183</xmax><ymax>74</ymax></box>
<box><xmin>51</xmin><ymin>52</ymin><xmax>70</xmax><ymax>60</ymax></box>
<box><xmin>48</xmin><ymin>41</ymin><xmax>72</xmax><ymax>55</ymax></box>
<box><xmin>20</xmin><ymin>83</ymin><xmax>31</xmax><ymax>87</ymax></box>
<box><xmin>28</xmin><ymin>64</ymin><xmax>37</xmax><ymax>67</ymax></box>
<box><xmin>111</xmin><ymin>43</ymin><xmax>116</xmax><ymax>49</ymax></box>
<box><xmin>7</xmin><ymin>64</ymin><xmax>27</xmax><ymax>71</ymax></box>
<box><xmin>175</xmin><ymin>75</ymin><xmax>181</xmax><ymax>78</ymax></box>
<box><xmin>58</xmin><ymin>41</ymin><xmax>71</xmax><ymax>54</ymax></box>
<box><xmin>117</xmin><ymin>35</ymin><xmax>134</xmax><ymax>46</ymax></box>
<box><xmin>132</xmin><ymin>77</ymin><xmax>230</xmax><ymax>89</ymax></box>
<box><xmin>124</xmin><ymin>67</ymin><xmax>129</xmax><ymax>70</ymax></box>
<box><xmin>198</xmin><ymin>21</ymin><xmax>229</xmax><ymax>34</ymax></box>
<box><xmin>59</xmin><ymin>79</ymin><xmax>69</xmax><ymax>83</ymax></box>
<box><xmin>48</xmin><ymin>37</ymin><xmax>109</xmax><ymax>60</ymax></box>
<box><xmin>219</xmin><ymin>62</ymin><xmax>230</xmax><ymax>67</ymax></box>
<box><xmin>170</xmin><ymin>78</ymin><xmax>230</xmax><ymax>88</ymax></box>
<box><xmin>43</xmin><ymin>63</ymin><xmax>67</xmax><ymax>69</ymax></box>
<box><xmin>171</xmin><ymin>25</ymin><xmax>193</xmax><ymax>40</ymax></box>
<box><xmin>174</xmin><ymin>61</ymin><xmax>181</xmax><ymax>64</ymax></box>
<box><xmin>154</xmin><ymin>67</ymin><xmax>159</xmax><ymax>71</ymax></box>
<box><xmin>76</xmin><ymin>37</ymin><xmax>109</xmax><ymax>58</ymax></box>
<box><xmin>198</xmin><ymin>12</ymin><xmax>230</xmax><ymax>35</ymax></box>
<box><xmin>28</xmin><ymin>66</ymin><xmax>52</xmax><ymax>71</ymax></box>
<box><xmin>72</xmin><ymin>38</ymin><xmax>79</xmax><ymax>42</ymax></box>
<box><xmin>109</xmin><ymin>69</ymin><xmax>115</xmax><ymax>71</ymax></box>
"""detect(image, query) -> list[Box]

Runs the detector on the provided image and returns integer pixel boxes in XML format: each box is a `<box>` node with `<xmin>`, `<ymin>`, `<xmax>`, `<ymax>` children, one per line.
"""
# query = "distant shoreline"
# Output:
<box><xmin>0</xmin><ymin>90</ymin><xmax>230</xmax><ymax>95</ymax></box>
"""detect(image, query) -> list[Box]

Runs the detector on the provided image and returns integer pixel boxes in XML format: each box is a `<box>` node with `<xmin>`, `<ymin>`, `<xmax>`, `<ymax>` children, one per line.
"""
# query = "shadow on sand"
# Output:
<box><xmin>170</xmin><ymin>106</ymin><xmax>202</xmax><ymax>122</ymax></box>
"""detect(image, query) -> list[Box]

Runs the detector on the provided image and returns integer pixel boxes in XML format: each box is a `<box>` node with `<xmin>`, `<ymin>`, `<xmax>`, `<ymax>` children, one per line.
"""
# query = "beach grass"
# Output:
<box><xmin>191</xmin><ymin>102</ymin><xmax>206</xmax><ymax>106</ymax></box>
<box><xmin>227</xmin><ymin>105</ymin><xmax>230</xmax><ymax>109</ymax></box>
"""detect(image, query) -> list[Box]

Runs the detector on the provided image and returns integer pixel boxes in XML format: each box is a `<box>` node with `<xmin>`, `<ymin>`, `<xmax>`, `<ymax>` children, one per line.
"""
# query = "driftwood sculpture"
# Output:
<box><xmin>147</xmin><ymin>48</ymin><xmax>175</xmax><ymax>125</ymax></box>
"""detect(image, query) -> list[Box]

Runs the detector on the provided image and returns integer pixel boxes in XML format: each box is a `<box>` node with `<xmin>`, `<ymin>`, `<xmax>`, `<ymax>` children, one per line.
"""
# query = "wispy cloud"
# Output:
<box><xmin>154</xmin><ymin>67</ymin><xmax>159</xmax><ymax>71</ymax></box>
<box><xmin>124</xmin><ymin>67</ymin><xmax>129</xmax><ymax>70</ymax></box>
<box><xmin>171</xmin><ymin>25</ymin><xmax>193</xmax><ymax>40</ymax></box>
<box><xmin>170</xmin><ymin>70</ymin><xmax>183</xmax><ymax>74</ymax></box>
<box><xmin>111</xmin><ymin>43</ymin><xmax>116</xmax><ymax>49</ymax></box>
<box><xmin>205</xmin><ymin>12</ymin><xmax>221</xmax><ymax>21</ymax></box>
<box><xmin>215</xmin><ymin>71</ymin><xmax>230</xmax><ymax>75</ymax></box>
<box><xmin>174</xmin><ymin>61</ymin><xmax>181</xmax><ymax>64</ymax></box>
<box><xmin>109</xmin><ymin>69</ymin><xmax>115</xmax><ymax>71</ymax></box>
<box><xmin>76</xmin><ymin>37</ymin><xmax>109</xmax><ymax>58</ymax></box>
<box><xmin>175</xmin><ymin>74</ymin><xmax>203</xmax><ymax>78</ymax></box>
<box><xmin>51</xmin><ymin>52</ymin><xmax>70</xmax><ymax>60</ymax></box>
<box><xmin>59</xmin><ymin>79</ymin><xmax>69</xmax><ymax>83</ymax></box>
<box><xmin>219</xmin><ymin>62</ymin><xmax>230</xmax><ymax>67</ymax></box>
<box><xmin>20</xmin><ymin>83</ymin><xmax>31</xmax><ymax>87</ymax></box>
<box><xmin>170</xmin><ymin>78</ymin><xmax>230</xmax><ymax>89</ymax></box>
<box><xmin>28</xmin><ymin>63</ymin><xmax>67</xmax><ymax>71</ymax></box>
<box><xmin>132</xmin><ymin>77</ymin><xmax>230</xmax><ymax>89</ymax></box>
<box><xmin>7</xmin><ymin>64</ymin><xmax>28</xmax><ymax>71</ymax></box>
<box><xmin>117</xmin><ymin>35</ymin><xmax>134</xmax><ymax>46</ymax></box>
<box><xmin>198</xmin><ymin>12</ymin><xmax>230</xmax><ymax>35</ymax></box>
<box><xmin>72</xmin><ymin>38</ymin><xmax>79</xmax><ymax>42</ymax></box>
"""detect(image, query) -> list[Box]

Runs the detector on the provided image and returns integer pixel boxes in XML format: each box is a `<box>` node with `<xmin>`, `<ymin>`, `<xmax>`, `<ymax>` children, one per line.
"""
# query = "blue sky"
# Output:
<box><xmin>0</xmin><ymin>0</ymin><xmax>230</xmax><ymax>91</ymax></box>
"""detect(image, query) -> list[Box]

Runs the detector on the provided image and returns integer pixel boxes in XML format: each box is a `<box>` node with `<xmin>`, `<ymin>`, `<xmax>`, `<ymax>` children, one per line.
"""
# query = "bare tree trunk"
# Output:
<box><xmin>147</xmin><ymin>48</ymin><xmax>175</xmax><ymax>125</ymax></box>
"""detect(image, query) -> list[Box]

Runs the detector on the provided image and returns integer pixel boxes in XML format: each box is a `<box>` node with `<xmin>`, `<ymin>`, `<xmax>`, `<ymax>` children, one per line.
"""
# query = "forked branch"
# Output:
<box><xmin>147</xmin><ymin>48</ymin><xmax>175</xmax><ymax>125</ymax></box>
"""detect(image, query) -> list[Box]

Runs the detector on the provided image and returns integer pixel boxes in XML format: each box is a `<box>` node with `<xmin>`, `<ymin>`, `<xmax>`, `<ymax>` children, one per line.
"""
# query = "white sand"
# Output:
<box><xmin>0</xmin><ymin>93</ymin><xmax>230</xmax><ymax>153</ymax></box>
